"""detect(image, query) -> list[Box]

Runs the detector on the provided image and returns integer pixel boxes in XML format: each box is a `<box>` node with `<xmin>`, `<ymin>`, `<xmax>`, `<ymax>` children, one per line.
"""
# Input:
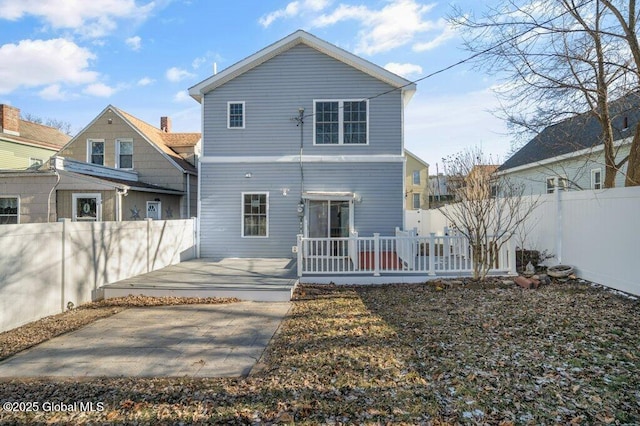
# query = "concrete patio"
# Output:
<box><xmin>0</xmin><ymin>301</ymin><xmax>291</xmax><ymax>378</ymax></box>
<box><xmin>101</xmin><ymin>258</ymin><xmax>298</xmax><ymax>302</ymax></box>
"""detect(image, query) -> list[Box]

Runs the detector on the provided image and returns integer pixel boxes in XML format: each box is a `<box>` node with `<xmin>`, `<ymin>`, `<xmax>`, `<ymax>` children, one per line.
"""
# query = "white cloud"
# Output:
<box><xmin>384</xmin><ymin>62</ymin><xmax>423</xmax><ymax>78</ymax></box>
<box><xmin>83</xmin><ymin>82</ymin><xmax>115</xmax><ymax>97</ymax></box>
<box><xmin>166</xmin><ymin>66</ymin><xmax>195</xmax><ymax>82</ymax></box>
<box><xmin>173</xmin><ymin>90</ymin><xmax>191</xmax><ymax>103</ymax></box>
<box><xmin>259</xmin><ymin>0</ymin><xmax>330</xmax><ymax>27</ymax></box>
<box><xmin>125</xmin><ymin>35</ymin><xmax>141</xmax><ymax>51</ymax></box>
<box><xmin>38</xmin><ymin>84</ymin><xmax>68</xmax><ymax>100</ymax></box>
<box><xmin>0</xmin><ymin>38</ymin><xmax>97</xmax><ymax>94</ymax></box>
<box><xmin>412</xmin><ymin>19</ymin><xmax>457</xmax><ymax>52</ymax></box>
<box><xmin>313</xmin><ymin>0</ymin><xmax>441</xmax><ymax>55</ymax></box>
<box><xmin>137</xmin><ymin>76</ymin><xmax>154</xmax><ymax>86</ymax></box>
<box><xmin>0</xmin><ymin>0</ymin><xmax>156</xmax><ymax>38</ymax></box>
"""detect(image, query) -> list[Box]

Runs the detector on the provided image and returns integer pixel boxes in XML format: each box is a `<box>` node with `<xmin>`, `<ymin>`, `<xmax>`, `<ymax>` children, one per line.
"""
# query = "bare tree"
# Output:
<box><xmin>21</xmin><ymin>112</ymin><xmax>73</xmax><ymax>135</ymax></box>
<box><xmin>452</xmin><ymin>0</ymin><xmax>640</xmax><ymax>187</ymax></box>
<box><xmin>439</xmin><ymin>147</ymin><xmax>539</xmax><ymax>280</ymax></box>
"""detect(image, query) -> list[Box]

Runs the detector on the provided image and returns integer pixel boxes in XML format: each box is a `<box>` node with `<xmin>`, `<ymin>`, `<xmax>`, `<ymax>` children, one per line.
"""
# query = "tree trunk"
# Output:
<box><xmin>625</xmin><ymin>123</ymin><xmax>640</xmax><ymax>186</ymax></box>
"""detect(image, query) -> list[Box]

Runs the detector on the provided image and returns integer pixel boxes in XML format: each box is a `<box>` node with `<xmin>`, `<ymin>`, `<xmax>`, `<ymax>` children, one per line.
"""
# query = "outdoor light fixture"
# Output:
<box><xmin>245</xmin><ymin>172</ymin><xmax>252</xmax><ymax>178</ymax></box>
<box><xmin>107</xmin><ymin>118</ymin><xmax>113</xmax><ymax>124</ymax></box>
<box><xmin>281</xmin><ymin>188</ymin><xmax>290</xmax><ymax>196</ymax></box>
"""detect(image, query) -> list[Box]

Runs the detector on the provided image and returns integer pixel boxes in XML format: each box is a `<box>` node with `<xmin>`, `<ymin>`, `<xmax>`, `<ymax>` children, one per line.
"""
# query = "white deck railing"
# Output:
<box><xmin>296</xmin><ymin>230</ymin><xmax>516</xmax><ymax>278</ymax></box>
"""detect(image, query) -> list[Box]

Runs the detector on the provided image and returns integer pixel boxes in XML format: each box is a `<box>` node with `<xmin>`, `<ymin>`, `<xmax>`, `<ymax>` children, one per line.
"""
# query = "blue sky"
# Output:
<box><xmin>0</xmin><ymin>0</ymin><xmax>510</xmax><ymax>170</ymax></box>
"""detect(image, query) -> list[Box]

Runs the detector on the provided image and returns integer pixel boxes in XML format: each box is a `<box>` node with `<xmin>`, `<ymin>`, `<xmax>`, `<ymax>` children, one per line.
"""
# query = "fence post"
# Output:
<box><xmin>192</xmin><ymin>217</ymin><xmax>198</xmax><ymax>259</ymax></box>
<box><xmin>296</xmin><ymin>234</ymin><xmax>303</xmax><ymax>277</ymax></box>
<box><xmin>507</xmin><ymin>237</ymin><xmax>516</xmax><ymax>275</ymax></box>
<box><xmin>556</xmin><ymin>187</ymin><xmax>563</xmax><ymax>264</ymax></box>
<box><xmin>428</xmin><ymin>232</ymin><xmax>436</xmax><ymax>276</ymax></box>
<box><xmin>146</xmin><ymin>218</ymin><xmax>152</xmax><ymax>272</ymax></box>
<box><xmin>60</xmin><ymin>218</ymin><xmax>70</xmax><ymax>312</ymax></box>
<box><xmin>373</xmin><ymin>233</ymin><xmax>381</xmax><ymax>277</ymax></box>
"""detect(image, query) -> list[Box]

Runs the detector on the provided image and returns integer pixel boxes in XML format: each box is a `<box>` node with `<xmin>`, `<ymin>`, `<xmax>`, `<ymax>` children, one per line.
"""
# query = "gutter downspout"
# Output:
<box><xmin>185</xmin><ymin>171</ymin><xmax>191</xmax><ymax>218</ymax></box>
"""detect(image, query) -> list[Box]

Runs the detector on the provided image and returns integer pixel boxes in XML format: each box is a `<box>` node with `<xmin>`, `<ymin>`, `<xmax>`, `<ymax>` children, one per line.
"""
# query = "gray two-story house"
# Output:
<box><xmin>189</xmin><ymin>30</ymin><xmax>416</xmax><ymax>258</ymax></box>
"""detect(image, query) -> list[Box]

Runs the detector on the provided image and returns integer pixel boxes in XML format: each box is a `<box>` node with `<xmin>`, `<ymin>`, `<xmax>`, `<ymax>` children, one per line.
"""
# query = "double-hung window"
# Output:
<box><xmin>242</xmin><ymin>193</ymin><xmax>268</xmax><ymax>237</ymax></box>
<box><xmin>228</xmin><ymin>102</ymin><xmax>245</xmax><ymax>129</ymax></box>
<box><xmin>412</xmin><ymin>170</ymin><xmax>421</xmax><ymax>185</ymax></box>
<box><xmin>546</xmin><ymin>176</ymin><xmax>568</xmax><ymax>193</ymax></box>
<box><xmin>591</xmin><ymin>168</ymin><xmax>602</xmax><ymax>189</ymax></box>
<box><xmin>116</xmin><ymin>139</ymin><xmax>133</xmax><ymax>169</ymax></box>
<box><xmin>0</xmin><ymin>197</ymin><xmax>19</xmax><ymax>224</ymax></box>
<box><xmin>314</xmin><ymin>99</ymin><xmax>368</xmax><ymax>145</ymax></box>
<box><xmin>412</xmin><ymin>193</ymin><xmax>421</xmax><ymax>209</ymax></box>
<box><xmin>88</xmin><ymin>139</ymin><xmax>105</xmax><ymax>166</ymax></box>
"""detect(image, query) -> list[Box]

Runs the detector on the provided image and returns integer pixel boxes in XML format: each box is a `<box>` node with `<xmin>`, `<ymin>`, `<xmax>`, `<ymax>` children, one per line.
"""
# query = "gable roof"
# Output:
<box><xmin>188</xmin><ymin>29</ymin><xmax>416</xmax><ymax>104</ymax></box>
<box><xmin>500</xmin><ymin>92</ymin><xmax>640</xmax><ymax>171</ymax></box>
<box><xmin>405</xmin><ymin>149</ymin><xmax>429</xmax><ymax>168</ymax></box>
<box><xmin>1</xmin><ymin>119</ymin><xmax>71</xmax><ymax>150</ymax></box>
<box><xmin>112</xmin><ymin>106</ymin><xmax>198</xmax><ymax>173</ymax></box>
<box><xmin>64</xmin><ymin>105</ymin><xmax>199</xmax><ymax>174</ymax></box>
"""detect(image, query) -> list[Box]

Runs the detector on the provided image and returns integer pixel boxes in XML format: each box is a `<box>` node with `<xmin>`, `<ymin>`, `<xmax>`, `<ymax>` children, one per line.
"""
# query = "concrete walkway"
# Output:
<box><xmin>0</xmin><ymin>301</ymin><xmax>291</xmax><ymax>378</ymax></box>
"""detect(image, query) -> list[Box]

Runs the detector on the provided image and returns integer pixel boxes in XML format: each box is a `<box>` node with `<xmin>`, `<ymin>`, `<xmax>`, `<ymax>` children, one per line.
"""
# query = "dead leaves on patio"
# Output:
<box><xmin>1</xmin><ymin>282</ymin><xmax>639</xmax><ymax>424</ymax></box>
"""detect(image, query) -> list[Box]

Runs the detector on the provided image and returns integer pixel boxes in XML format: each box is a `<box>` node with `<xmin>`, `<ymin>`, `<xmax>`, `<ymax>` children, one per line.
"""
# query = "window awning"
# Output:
<box><xmin>302</xmin><ymin>191</ymin><xmax>357</xmax><ymax>201</ymax></box>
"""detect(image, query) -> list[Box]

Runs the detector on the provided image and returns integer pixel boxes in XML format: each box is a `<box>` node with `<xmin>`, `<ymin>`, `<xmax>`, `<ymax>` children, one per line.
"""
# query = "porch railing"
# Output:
<box><xmin>296</xmin><ymin>229</ymin><xmax>516</xmax><ymax>277</ymax></box>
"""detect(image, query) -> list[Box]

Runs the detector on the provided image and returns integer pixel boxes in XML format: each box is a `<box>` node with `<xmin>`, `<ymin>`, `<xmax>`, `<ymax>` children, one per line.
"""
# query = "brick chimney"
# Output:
<box><xmin>0</xmin><ymin>104</ymin><xmax>20</xmax><ymax>136</ymax></box>
<box><xmin>160</xmin><ymin>116</ymin><xmax>171</xmax><ymax>133</ymax></box>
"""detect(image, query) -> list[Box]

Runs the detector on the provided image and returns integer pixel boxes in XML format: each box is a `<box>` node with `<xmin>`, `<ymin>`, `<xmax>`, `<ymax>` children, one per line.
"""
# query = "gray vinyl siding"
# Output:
<box><xmin>199</xmin><ymin>161</ymin><xmax>403</xmax><ymax>258</ymax></box>
<box><xmin>502</xmin><ymin>144</ymin><xmax>630</xmax><ymax>194</ymax></box>
<box><xmin>202</xmin><ymin>44</ymin><xmax>403</xmax><ymax>157</ymax></box>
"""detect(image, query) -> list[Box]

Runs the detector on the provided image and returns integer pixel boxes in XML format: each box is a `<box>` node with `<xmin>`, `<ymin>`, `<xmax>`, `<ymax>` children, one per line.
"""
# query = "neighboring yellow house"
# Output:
<box><xmin>0</xmin><ymin>104</ymin><xmax>70</xmax><ymax>171</ymax></box>
<box><xmin>405</xmin><ymin>149</ymin><xmax>429</xmax><ymax>210</ymax></box>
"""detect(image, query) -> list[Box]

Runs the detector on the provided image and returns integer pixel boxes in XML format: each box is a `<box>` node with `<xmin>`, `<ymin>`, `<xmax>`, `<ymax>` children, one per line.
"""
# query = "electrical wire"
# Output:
<box><xmin>299</xmin><ymin>0</ymin><xmax>596</xmax><ymax>120</ymax></box>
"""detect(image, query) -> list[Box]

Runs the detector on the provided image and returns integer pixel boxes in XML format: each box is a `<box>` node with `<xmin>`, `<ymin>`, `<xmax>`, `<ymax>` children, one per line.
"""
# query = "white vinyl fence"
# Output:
<box><xmin>0</xmin><ymin>218</ymin><xmax>196</xmax><ymax>333</ymax></box>
<box><xmin>413</xmin><ymin>186</ymin><xmax>640</xmax><ymax>296</ymax></box>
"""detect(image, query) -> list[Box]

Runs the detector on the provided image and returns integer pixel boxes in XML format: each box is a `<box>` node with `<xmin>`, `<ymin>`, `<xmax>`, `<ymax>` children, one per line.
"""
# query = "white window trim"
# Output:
<box><xmin>412</xmin><ymin>193</ymin><xmax>421</xmax><ymax>209</ymax></box>
<box><xmin>591</xmin><ymin>168</ymin><xmax>602</xmax><ymax>189</ymax></box>
<box><xmin>313</xmin><ymin>99</ymin><xmax>369</xmax><ymax>145</ymax></box>
<box><xmin>0</xmin><ymin>195</ymin><xmax>20</xmax><ymax>224</ymax></box>
<box><xmin>146</xmin><ymin>201</ymin><xmax>162</xmax><ymax>220</ymax></box>
<box><xmin>241</xmin><ymin>192</ymin><xmax>269</xmax><ymax>238</ymax></box>
<box><xmin>115</xmin><ymin>138</ymin><xmax>134</xmax><ymax>169</ymax></box>
<box><xmin>87</xmin><ymin>139</ymin><xmax>105</xmax><ymax>165</ymax></box>
<box><xmin>546</xmin><ymin>175</ymin><xmax>568</xmax><ymax>193</ymax></box>
<box><xmin>72</xmin><ymin>193</ymin><xmax>102</xmax><ymax>222</ymax></box>
<box><xmin>227</xmin><ymin>101</ymin><xmax>245</xmax><ymax>129</ymax></box>
<box><xmin>412</xmin><ymin>170</ymin><xmax>420</xmax><ymax>185</ymax></box>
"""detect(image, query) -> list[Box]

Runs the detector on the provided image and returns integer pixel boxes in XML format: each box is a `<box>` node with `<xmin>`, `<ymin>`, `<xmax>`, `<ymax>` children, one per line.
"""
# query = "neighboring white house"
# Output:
<box><xmin>189</xmin><ymin>30</ymin><xmax>416</xmax><ymax>258</ymax></box>
<box><xmin>498</xmin><ymin>92</ymin><xmax>639</xmax><ymax>193</ymax></box>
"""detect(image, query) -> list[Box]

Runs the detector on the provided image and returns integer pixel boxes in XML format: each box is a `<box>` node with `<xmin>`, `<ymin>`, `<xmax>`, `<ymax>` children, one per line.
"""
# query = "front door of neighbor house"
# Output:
<box><xmin>306</xmin><ymin>199</ymin><xmax>352</xmax><ymax>256</ymax></box>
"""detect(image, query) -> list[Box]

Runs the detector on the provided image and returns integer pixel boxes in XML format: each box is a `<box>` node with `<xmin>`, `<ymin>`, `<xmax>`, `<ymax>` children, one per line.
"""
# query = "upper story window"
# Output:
<box><xmin>88</xmin><ymin>139</ymin><xmax>104</xmax><ymax>166</ymax></box>
<box><xmin>228</xmin><ymin>101</ymin><xmax>245</xmax><ymax>129</ymax></box>
<box><xmin>0</xmin><ymin>197</ymin><xmax>19</xmax><ymax>224</ymax></box>
<box><xmin>314</xmin><ymin>99</ymin><xmax>368</xmax><ymax>145</ymax></box>
<box><xmin>116</xmin><ymin>139</ymin><xmax>133</xmax><ymax>169</ymax></box>
<box><xmin>412</xmin><ymin>170</ymin><xmax>420</xmax><ymax>185</ymax></box>
<box><xmin>591</xmin><ymin>168</ymin><xmax>602</xmax><ymax>189</ymax></box>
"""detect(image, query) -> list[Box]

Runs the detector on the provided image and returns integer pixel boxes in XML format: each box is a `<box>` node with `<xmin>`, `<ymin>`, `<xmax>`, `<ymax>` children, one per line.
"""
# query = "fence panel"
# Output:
<box><xmin>418</xmin><ymin>187</ymin><xmax>640</xmax><ymax>295</ymax></box>
<box><xmin>0</xmin><ymin>218</ymin><xmax>196</xmax><ymax>333</ymax></box>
